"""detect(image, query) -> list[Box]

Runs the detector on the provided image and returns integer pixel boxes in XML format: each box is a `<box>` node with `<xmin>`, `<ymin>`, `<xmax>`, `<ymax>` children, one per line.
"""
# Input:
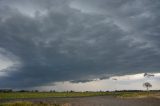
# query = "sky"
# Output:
<box><xmin>0</xmin><ymin>0</ymin><xmax>160</xmax><ymax>91</ymax></box>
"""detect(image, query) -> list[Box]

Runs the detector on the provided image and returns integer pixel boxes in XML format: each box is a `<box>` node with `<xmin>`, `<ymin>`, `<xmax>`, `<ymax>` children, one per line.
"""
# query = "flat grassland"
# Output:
<box><xmin>0</xmin><ymin>91</ymin><xmax>160</xmax><ymax>106</ymax></box>
<box><xmin>0</xmin><ymin>91</ymin><xmax>160</xmax><ymax>99</ymax></box>
<box><xmin>0</xmin><ymin>92</ymin><xmax>109</xmax><ymax>99</ymax></box>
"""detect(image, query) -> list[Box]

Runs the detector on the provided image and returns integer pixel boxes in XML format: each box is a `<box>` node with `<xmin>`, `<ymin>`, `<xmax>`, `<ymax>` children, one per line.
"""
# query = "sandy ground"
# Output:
<box><xmin>0</xmin><ymin>96</ymin><xmax>160</xmax><ymax>106</ymax></box>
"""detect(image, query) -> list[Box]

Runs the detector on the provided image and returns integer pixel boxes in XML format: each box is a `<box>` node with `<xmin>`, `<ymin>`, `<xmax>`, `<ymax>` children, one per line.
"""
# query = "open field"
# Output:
<box><xmin>0</xmin><ymin>92</ymin><xmax>109</xmax><ymax>99</ymax></box>
<box><xmin>0</xmin><ymin>96</ymin><xmax>160</xmax><ymax>106</ymax></box>
<box><xmin>0</xmin><ymin>91</ymin><xmax>160</xmax><ymax>106</ymax></box>
<box><xmin>0</xmin><ymin>91</ymin><xmax>160</xmax><ymax>99</ymax></box>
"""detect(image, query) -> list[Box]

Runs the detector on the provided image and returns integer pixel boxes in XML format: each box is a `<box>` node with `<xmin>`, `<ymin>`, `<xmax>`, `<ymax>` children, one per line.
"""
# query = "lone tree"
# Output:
<box><xmin>143</xmin><ymin>82</ymin><xmax>152</xmax><ymax>91</ymax></box>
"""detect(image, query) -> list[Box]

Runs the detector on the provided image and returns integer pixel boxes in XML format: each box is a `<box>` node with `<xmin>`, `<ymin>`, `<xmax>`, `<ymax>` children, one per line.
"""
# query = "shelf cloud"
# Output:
<box><xmin>0</xmin><ymin>0</ymin><xmax>160</xmax><ymax>89</ymax></box>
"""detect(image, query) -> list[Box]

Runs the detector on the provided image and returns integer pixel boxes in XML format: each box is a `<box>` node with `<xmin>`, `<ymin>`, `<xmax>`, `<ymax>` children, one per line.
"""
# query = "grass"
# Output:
<box><xmin>0</xmin><ymin>92</ymin><xmax>110</xmax><ymax>99</ymax></box>
<box><xmin>0</xmin><ymin>91</ymin><xmax>159</xmax><ymax>99</ymax></box>
<box><xmin>0</xmin><ymin>91</ymin><xmax>159</xmax><ymax>106</ymax></box>
<box><xmin>113</xmin><ymin>92</ymin><xmax>155</xmax><ymax>98</ymax></box>
<box><xmin>0</xmin><ymin>101</ymin><xmax>60</xmax><ymax>106</ymax></box>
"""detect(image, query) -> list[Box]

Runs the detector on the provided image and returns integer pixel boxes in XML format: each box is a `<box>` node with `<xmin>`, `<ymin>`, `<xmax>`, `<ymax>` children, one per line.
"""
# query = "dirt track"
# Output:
<box><xmin>0</xmin><ymin>96</ymin><xmax>160</xmax><ymax>106</ymax></box>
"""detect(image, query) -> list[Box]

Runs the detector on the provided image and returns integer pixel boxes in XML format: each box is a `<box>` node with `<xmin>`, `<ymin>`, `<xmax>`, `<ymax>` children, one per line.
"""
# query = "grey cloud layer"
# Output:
<box><xmin>0</xmin><ymin>0</ymin><xmax>160</xmax><ymax>88</ymax></box>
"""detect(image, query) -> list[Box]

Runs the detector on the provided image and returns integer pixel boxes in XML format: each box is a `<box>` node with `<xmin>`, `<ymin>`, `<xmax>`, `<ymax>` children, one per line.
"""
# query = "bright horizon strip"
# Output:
<box><xmin>31</xmin><ymin>73</ymin><xmax>160</xmax><ymax>91</ymax></box>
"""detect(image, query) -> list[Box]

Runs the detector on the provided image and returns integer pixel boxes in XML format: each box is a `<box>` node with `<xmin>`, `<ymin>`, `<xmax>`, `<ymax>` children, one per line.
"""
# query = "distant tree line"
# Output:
<box><xmin>0</xmin><ymin>89</ymin><xmax>12</xmax><ymax>93</ymax></box>
<box><xmin>0</xmin><ymin>89</ymin><xmax>160</xmax><ymax>93</ymax></box>
<box><xmin>0</xmin><ymin>89</ymin><xmax>39</xmax><ymax>93</ymax></box>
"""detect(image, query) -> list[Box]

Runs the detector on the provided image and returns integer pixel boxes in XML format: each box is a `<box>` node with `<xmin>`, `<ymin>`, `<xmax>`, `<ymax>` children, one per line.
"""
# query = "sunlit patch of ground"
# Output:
<box><xmin>0</xmin><ymin>101</ymin><xmax>60</xmax><ymax>106</ymax></box>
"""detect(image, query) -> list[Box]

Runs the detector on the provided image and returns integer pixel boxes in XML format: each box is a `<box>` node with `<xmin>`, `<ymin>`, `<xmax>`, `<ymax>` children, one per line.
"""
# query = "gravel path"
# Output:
<box><xmin>0</xmin><ymin>96</ymin><xmax>160</xmax><ymax>106</ymax></box>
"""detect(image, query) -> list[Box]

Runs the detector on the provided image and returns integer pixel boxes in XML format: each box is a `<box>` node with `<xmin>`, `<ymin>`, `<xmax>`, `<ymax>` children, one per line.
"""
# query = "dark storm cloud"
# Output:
<box><xmin>0</xmin><ymin>0</ymin><xmax>160</xmax><ymax>88</ymax></box>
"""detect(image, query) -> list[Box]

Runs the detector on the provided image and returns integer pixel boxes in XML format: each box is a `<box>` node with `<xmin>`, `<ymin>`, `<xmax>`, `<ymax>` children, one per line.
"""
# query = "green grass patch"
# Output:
<box><xmin>112</xmin><ymin>92</ymin><xmax>158</xmax><ymax>98</ymax></box>
<box><xmin>0</xmin><ymin>91</ymin><xmax>159</xmax><ymax>99</ymax></box>
<box><xmin>0</xmin><ymin>92</ymin><xmax>111</xmax><ymax>99</ymax></box>
<box><xmin>0</xmin><ymin>101</ymin><xmax>60</xmax><ymax>106</ymax></box>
